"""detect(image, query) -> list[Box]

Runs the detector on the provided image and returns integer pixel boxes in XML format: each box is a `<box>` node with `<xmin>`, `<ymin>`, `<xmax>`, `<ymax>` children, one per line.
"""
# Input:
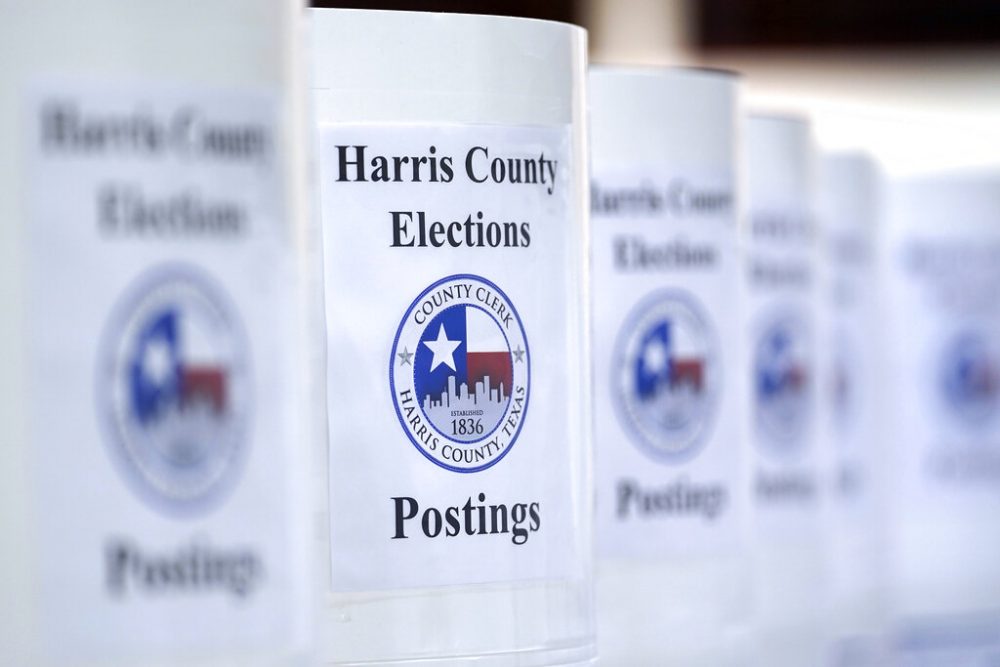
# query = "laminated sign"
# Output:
<box><xmin>743</xmin><ymin>117</ymin><xmax>823</xmax><ymax>539</ymax></box>
<box><xmin>320</xmin><ymin>124</ymin><xmax>585</xmax><ymax>592</ymax></box>
<box><xmin>591</xmin><ymin>164</ymin><xmax>741</xmax><ymax>557</ymax></box>
<box><xmin>24</xmin><ymin>80</ymin><xmax>308</xmax><ymax>656</ymax></box>
<box><xmin>883</xmin><ymin>178</ymin><xmax>1000</xmax><ymax>650</ymax></box>
<box><xmin>587</xmin><ymin>68</ymin><xmax>748</xmax><ymax>666</ymax></box>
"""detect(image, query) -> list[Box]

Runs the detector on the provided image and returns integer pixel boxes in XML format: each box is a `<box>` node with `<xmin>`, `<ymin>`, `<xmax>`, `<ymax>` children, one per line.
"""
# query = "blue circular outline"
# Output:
<box><xmin>610</xmin><ymin>288</ymin><xmax>721</xmax><ymax>465</ymax></box>
<box><xmin>413</xmin><ymin>303</ymin><xmax>514</xmax><ymax>446</ymax></box>
<box><xmin>94</xmin><ymin>262</ymin><xmax>253</xmax><ymax>518</ymax></box>
<box><xmin>751</xmin><ymin>307</ymin><xmax>815</xmax><ymax>460</ymax></box>
<box><xmin>390</xmin><ymin>274</ymin><xmax>530</xmax><ymax>473</ymax></box>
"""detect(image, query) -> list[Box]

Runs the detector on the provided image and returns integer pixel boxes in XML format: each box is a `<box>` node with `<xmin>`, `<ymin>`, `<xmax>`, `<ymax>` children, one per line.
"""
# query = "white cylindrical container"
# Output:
<box><xmin>881</xmin><ymin>172</ymin><xmax>1000</xmax><ymax>664</ymax></box>
<box><xmin>0</xmin><ymin>1</ymin><xmax>316</xmax><ymax>665</ymax></box>
<box><xmin>742</xmin><ymin>114</ymin><xmax>830</xmax><ymax>666</ymax></box>
<box><xmin>589</xmin><ymin>67</ymin><xmax>749</xmax><ymax>666</ymax></box>
<box><xmin>311</xmin><ymin>9</ymin><xmax>593</xmax><ymax>665</ymax></box>
<box><xmin>818</xmin><ymin>153</ymin><xmax>887</xmax><ymax>666</ymax></box>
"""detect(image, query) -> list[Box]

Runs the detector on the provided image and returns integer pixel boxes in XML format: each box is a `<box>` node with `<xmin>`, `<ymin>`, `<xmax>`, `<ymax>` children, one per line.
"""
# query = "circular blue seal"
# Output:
<box><xmin>96</xmin><ymin>265</ymin><xmax>251</xmax><ymax>515</ymax></box>
<box><xmin>753</xmin><ymin>310</ymin><xmax>813</xmax><ymax>455</ymax></box>
<box><xmin>389</xmin><ymin>274</ymin><xmax>530</xmax><ymax>473</ymax></box>
<box><xmin>938</xmin><ymin>329</ymin><xmax>1000</xmax><ymax>429</ymax></box>
<box><xmin>612</xmin><ymin>290</ymin><xmax>720</xmax><ymax>462</ymax></box>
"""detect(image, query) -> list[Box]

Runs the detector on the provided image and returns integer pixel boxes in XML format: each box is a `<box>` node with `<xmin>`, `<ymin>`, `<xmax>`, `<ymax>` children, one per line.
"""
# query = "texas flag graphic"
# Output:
<box><xmin>413</xmin><ymin>305</ymin><xmax>513</xmax><ymax>442</ymax></box>
<box><xmin>756</xmin><ymin>328</ymin><xmax>808</xmax><ymax>402</ymax></box>
<box><xmin>630</xmin><ymin>316</ymin><xmax>707</xmax><ymax>433</ymax></box>
<box><xmin>124</xmin><ymin>303</ymin><xmax>232</xmax><ymax>470</ymax></box>
<box><xmin>129</xmin><ymin>307</ymin><xmax>229</xmax><ymax>427</ymax></box>
<box><xmin>753</xmin><ymin>322</ymin><xmax>811</xmax><ymax>444</ymax></box>
<box><xmin>634</xmin><ymin>318</ymin><xmax>705</xmax><ymax>401</ymax></box>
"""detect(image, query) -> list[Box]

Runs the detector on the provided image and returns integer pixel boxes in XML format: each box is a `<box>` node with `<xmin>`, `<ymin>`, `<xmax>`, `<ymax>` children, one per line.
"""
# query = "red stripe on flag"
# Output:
<box><xmin>466</xmin><ymin>352</ymin><xmax>513</xmax><ymax>399</ymax></box>
<box><xmin>181</xmin><ymin>367</ymin><xmax>227</xmax><ymax>414</ymax></box>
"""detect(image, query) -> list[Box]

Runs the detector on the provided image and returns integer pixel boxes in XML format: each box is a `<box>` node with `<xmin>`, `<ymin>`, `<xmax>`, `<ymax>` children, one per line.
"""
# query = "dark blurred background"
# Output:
<box><xmin>311</xmin><ymin>0</ymin><xmax>574</xmax><ymax>23</ymax></box>
<box><xmin>312</xmin><ymin>0</ymin><xmax>1000</xmax><ymax>47</ymax></box>
<box><xmin>697</xmin><ymin>0</ymin><xmax>1000</xmax><ymax>48</ymax></box>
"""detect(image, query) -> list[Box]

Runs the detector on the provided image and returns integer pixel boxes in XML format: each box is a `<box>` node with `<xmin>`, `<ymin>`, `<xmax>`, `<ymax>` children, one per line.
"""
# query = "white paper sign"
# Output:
<box><xmin>744</xmin><ymin>198</ymin><xmax>824</xmax><ymax>537</ymax></box>
<box><xmin>883</xmin><ymin>228</ymin><xmax>1000</xmax><ymax>596</ymax></box>
<box><xmin>886</xmin><ymin>234</ymin><xmax>1000</xmax><ymax>505</ymax></box>
<box><xmin>319</xmin><ymin>124</ymin><xmax>584</xmax><ymax>592</ymax></box>
<box><xmin>825</xmin><ymin>213</ymin><xmax>881</xmax><ymax>608</ymax></box>
<box><xmin>26</xmin><ymin>80</ymin><xmax>308</xmax><ymax>658</ymax></box>
<box><xmin>591</xmin><ymin>165</ymin><xmax>742</xmax><ymax>558</ymax></box>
